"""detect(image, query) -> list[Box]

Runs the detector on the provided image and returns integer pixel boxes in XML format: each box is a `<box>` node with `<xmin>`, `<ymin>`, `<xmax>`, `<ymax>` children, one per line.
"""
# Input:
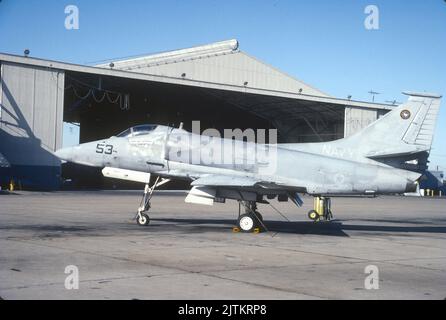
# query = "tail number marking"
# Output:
<box><xmin>96</xmin><ymin>143</ymin><xmax>114</xmax><ymax>155</ymax></box>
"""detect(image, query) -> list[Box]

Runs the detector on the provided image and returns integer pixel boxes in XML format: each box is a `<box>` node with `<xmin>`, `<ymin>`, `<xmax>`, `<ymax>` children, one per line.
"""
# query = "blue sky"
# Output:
<box><xmin>1</xmin><ymin>0</ymin><xmax>445</xmax><ymax>169</ymax></box>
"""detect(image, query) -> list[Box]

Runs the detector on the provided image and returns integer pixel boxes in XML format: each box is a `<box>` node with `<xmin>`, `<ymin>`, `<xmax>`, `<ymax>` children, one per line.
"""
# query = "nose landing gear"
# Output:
<box><xmin>137</xmin><ymin>212</ymin><xmax>150</xmax><ymax>226</ymax></box>
<box><xmin>308</xmin><ymin>196</ymin><xmax>333</xmax><ymax>222</ymax></box>
<box><xmin>135</xmin><ymin>176</ymin><xmax>170</xmax><ymax>226</ymax></box>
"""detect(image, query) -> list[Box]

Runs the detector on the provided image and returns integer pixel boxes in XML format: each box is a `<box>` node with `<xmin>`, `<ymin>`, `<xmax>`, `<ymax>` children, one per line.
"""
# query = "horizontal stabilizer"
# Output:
<box><xmin>365</xmin><ymin>145</ymin><xmax>430</xmax><ymax>159</ymax></box>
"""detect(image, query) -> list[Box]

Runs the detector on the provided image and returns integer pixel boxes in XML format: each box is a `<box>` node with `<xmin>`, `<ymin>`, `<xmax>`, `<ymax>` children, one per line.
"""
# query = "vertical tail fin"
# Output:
<box><xmin>346</xmin><ymin>92</ymin><xmax>442</xmax><ymax>160</ymax></box>
<box><xmin>281</xmin><ymin>91</ymin><xmax>441</xmax><ymax>171</ymax></box>
<box><xmin>400</xmin><ymin>92</ymin><xmax>441</xmax><ymax>149</ymax></box>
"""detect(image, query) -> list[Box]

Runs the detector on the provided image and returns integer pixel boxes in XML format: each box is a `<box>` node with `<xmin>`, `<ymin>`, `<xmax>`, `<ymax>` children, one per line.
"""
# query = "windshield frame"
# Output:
<box><xmin>116</xmin><ymin>124</ymin><xmax>158</xmax><ymax>138</ymax></box>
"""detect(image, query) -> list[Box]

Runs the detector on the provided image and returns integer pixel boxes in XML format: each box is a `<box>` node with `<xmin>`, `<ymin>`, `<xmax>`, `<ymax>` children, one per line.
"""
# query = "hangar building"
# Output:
<box><xmin>0</xmin><ymin>39</ymin><xmax>392</xmax><ymax>190</ymax></box>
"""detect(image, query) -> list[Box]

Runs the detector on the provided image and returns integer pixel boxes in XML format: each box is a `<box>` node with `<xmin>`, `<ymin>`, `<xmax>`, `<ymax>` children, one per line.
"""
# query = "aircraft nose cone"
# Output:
<box><xmin>55</xmin><ymin>147</ymin><xmax>74</xmax><ymax>162</ymax></box>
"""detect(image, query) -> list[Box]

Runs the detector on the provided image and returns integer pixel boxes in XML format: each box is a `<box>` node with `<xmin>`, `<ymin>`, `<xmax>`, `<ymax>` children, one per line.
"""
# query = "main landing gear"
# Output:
<box><xmin>236</xmin><ymin>201</ymin><xmax>266</xmax><ymax>233</ymax></box>
<box><xmin>308</xmin><ymin>196</ymin><xmax>333</xmax><ymax>222</ymax></box>
<box><xmin>136</xmin><ymin>176</ymin><xmax>170</xmax><ymax>226</ymax></box>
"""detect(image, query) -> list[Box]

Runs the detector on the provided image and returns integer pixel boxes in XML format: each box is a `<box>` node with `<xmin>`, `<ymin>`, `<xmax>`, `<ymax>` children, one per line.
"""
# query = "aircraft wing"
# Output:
<box><xmin>191</xmin><ymin>175</ymin><xmax>260</xmax><ymax>187</ymax></box>
<box><xmin>187</xmin><ymin>174</ymin><xmax>305</xmax><ymax>207</ymax></box>
<box><xmin>190</xmin><ymin>174</ymin><xmax>298</xmax><ymax>190</ymax></box>
<box><xmin>101</xmin><ymin>168</ymin><xmax>305</xmax><ymax>207</ymax></box>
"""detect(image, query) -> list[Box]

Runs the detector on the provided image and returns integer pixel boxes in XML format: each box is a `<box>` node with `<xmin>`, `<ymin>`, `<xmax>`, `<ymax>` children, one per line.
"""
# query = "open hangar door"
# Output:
<box><xmin>61</xmin><ymin>71</ymin><xmax>349</xmax><ymax>189</ymax></box>
<box><xmin>0</xmin><ymin>48</ymin><xmax>390</xmax><ymax>191</ymax></box>
<box><xmin>61</xmin><ymin>71</ymin><xmax>275</xmax><ymax>188</ymax></box>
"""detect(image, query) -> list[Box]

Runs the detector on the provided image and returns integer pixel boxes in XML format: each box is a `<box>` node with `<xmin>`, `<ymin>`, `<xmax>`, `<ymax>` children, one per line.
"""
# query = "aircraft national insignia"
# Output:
<box><xmin>400</xmin><ymin>109</ymin><xmax>411</xmax><ymax>120</ymax></box>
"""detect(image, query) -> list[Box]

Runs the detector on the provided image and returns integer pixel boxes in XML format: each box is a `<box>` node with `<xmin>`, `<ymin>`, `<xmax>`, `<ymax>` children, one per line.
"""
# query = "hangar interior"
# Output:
<box><xmin>0</xmin><ymin>40</ymin><xmax>392</xmax><ymax>189</ymax></box>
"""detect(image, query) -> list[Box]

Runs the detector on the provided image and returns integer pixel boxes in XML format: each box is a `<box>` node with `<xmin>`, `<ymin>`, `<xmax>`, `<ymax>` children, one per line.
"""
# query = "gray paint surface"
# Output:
<box><xmin>55</xmin><ymin>92</ymin><xmax>442</xmax><ymax>199</ymax></box>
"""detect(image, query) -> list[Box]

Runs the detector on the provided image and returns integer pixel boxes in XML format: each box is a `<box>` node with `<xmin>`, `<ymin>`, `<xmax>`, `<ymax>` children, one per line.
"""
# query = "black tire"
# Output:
<box><xmin>308</xmin><ymin>210</ymin><xmax>319</xmax><ymax>221</ymax></box>
<box><xmin>137</xmin><ymin>213</ymin><xmax>150</xmax><ymax>226</ymax></box>
<box><xmin>238</xmin><ymin>213</ymin><xmax>258</xmax><ymax>232</ymax></box>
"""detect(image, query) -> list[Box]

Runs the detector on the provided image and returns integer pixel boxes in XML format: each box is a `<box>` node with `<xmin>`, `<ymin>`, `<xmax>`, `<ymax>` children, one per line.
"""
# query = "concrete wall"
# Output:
<box><xmin>0</xmin><ymin>62</ymin><xmax>64</xmax><ymax>189</ymax></box>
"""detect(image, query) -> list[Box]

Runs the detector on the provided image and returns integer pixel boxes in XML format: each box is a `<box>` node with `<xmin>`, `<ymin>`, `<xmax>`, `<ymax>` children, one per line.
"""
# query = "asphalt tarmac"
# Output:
<box><xmin>0</xmin><ymin>191</ymin><xmax>445</xmax><ymax>299</ymax></box>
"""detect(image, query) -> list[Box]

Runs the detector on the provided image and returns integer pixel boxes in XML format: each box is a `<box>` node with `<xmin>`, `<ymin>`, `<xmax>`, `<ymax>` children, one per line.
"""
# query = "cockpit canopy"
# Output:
<box><xmin>116</xmin><ymin>124</ymin><xmax>158</xmax><ymax>138</ymax></box>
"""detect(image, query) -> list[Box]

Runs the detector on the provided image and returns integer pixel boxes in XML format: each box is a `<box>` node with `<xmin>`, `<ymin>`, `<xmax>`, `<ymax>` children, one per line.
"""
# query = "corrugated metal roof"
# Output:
<box><xmin>0</xmin><ymin>50</ymin><xmax>392</xmax><ymax>111</ymax></box>
<box><xmin>96</xmin><ymin>39</ymin><xmax>330</xmax><ymax>97</ymax></box>
<box><xmin>96</xmin><ymin>39</ymin><xmax>239</xmax><ymax>70</ymax></box>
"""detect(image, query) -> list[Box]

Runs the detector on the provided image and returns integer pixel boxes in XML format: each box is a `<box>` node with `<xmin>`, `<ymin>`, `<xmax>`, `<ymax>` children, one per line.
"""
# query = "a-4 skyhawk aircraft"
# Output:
<box><xmin>55</xmin><ymin>92</ymin><xmax>441</xmax><ymax>232</ymax></box>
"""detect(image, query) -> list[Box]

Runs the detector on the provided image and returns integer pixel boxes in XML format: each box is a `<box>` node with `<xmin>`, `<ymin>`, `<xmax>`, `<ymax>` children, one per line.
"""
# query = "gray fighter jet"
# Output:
<box><xmin>56</xmin><ymin>92</ymin><xmax>442</xmax><ymax>232</ymax></box>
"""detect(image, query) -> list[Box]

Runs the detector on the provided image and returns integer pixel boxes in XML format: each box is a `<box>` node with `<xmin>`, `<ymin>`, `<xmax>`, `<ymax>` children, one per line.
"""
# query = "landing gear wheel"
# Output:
<box><xmin>308</xmin><ymin>210</ymin><xmax>319</xmax><ymax>221</ymax></box>
<box><xmin>137</xmin><ymin>213</ymin><xmax>150</xmax><ymax>226</ymax></box>
<box><xmin>238</xmin><ymin>213</ymin><xmax>257</xmax><ymax>232</ymax></box>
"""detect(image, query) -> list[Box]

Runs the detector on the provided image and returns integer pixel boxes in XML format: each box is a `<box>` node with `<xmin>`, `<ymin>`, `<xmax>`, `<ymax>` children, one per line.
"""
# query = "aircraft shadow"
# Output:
<box><xmin>0</xmin><ymin>81</ymin><xmax>61</xmax><ymax>190</ymax></box>
<box><xmin>150</xmin><ymin>217</ymin><xmax>446</xmax><ymax>237</ymax></box>
<box><xmin>3</xmin><ymin>219</ymin><xmax>445</xmax><ymax>239</ymax></box>
<box><xmin>148</xmin><ymin>218</ymin><xmax>347</xmax><ymax>236</ymax></box>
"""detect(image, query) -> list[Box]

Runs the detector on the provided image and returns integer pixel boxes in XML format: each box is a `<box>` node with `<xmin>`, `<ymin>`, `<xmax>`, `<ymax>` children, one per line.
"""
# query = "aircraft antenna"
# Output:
<box><xmin>368</xmin><ymin>90</ymin><xmax>381</xmax><ymax>102</ymax></box>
